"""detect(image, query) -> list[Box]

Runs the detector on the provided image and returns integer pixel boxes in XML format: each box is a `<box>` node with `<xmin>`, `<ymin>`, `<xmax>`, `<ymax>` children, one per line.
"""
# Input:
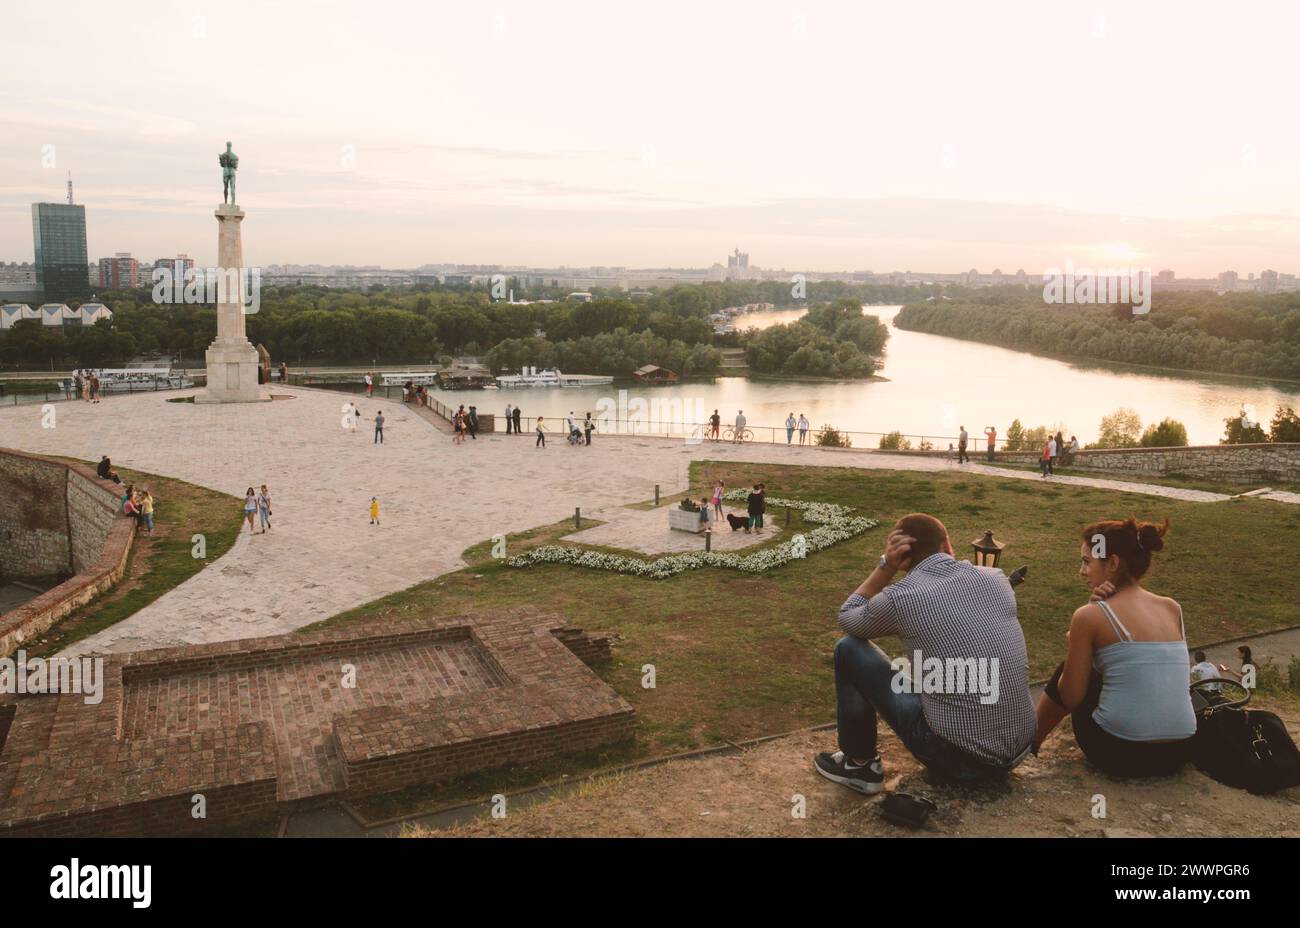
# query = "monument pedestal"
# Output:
<box><xmin>196</xmin><ymin>337</ymin><xmax>263</xmax><ymax>403</ymax></box>
<box><xmin>198</xmin><ymin>202</ymin><xmax>267</xmax><ymax>403</ymax></box>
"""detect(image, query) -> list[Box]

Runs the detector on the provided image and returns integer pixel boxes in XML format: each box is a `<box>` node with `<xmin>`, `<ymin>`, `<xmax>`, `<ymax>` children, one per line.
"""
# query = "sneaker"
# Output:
<box><xmin>814</xmin><ymin>751</ymin><xmax>884</xmax><ymax>795</ymax></box>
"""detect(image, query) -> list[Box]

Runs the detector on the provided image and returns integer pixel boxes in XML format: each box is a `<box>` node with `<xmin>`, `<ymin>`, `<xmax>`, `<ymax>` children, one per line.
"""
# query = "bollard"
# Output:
<box><xmin>705</xmin><ymin>531</ymin><xmax>711</xmax><ymax>552</ymax></box>
<box><xmin>655</xmin><ymin>484</ymin><xmax>660</xmax><ymax>506</ymax></box>
<box><xmin>575</xmin><ymin>507</ymin><xmax>580</xmax><ymax>529</ymax></box>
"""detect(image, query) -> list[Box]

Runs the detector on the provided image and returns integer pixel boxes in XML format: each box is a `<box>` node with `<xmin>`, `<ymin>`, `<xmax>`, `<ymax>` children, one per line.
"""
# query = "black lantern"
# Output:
<box><xmin>971</xmin><ymin>530</ymin><xmax>1005</xmax><ymax>568</ymax></box>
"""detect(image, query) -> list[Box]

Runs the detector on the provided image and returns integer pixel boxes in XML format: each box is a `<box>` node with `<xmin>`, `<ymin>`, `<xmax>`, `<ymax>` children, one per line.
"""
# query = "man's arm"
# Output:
<box><xmin>837</xmin><ymin>530</ymin><xmax>914</xmax><ymax>639</ymax></box>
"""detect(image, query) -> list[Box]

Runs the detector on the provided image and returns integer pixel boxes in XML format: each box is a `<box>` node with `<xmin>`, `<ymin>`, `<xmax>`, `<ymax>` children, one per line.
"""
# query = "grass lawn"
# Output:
<box><xmin>311</xmin><ymin>460</ymin><xmax>1300</xmax><ymax>818</ymax></box>
<box><xmin>23</xmin><ymin>462</ymin><xmax>242</xmax><ymax>657</ymax></box>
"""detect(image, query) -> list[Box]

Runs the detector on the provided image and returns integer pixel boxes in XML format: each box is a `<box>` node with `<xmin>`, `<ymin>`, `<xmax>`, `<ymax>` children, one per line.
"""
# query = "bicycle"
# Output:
<box><xmin>722</xmin><ymin>426</ymin><xmax>754</xmax><ymax>443</ymax></box>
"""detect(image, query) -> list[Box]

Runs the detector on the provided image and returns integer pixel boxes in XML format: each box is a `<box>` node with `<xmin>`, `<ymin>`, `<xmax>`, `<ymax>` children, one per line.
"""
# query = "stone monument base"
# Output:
<box><xmin>196</xmin><ymin>337</ymin><xmax>268</xmax><ymax>403</ymax></box>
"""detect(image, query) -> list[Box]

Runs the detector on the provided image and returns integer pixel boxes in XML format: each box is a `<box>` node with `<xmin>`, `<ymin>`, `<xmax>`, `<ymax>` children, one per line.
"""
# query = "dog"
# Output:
<box><xmin>725</xmin><ymin>513</ymin><xmax>750</xmax><ymax>532</ymax></box>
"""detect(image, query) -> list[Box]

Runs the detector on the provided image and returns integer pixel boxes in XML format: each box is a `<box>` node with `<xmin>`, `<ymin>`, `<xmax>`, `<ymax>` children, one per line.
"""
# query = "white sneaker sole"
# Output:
<box><xmin>815</xmin><ymin>763</ymin><xmax>885</xmax><ymax>795</ymax></box>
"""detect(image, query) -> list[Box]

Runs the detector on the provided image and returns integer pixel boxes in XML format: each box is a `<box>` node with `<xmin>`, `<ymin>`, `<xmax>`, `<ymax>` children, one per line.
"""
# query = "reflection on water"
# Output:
<box><xmin>437</xmin><ymin>305</ymin><xmax>1300</xmax><ymax>446</ymax></box>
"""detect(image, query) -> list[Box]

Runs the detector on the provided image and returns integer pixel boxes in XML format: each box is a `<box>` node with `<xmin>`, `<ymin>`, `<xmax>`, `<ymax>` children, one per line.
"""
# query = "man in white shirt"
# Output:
<box><xmin>1191</xmin><ymin>650</ymin><xmax>1221</xmax><ymax>687</ymax></box>
<box><xmin>798</xmin><ymin>414</ymin><xmax>810</xmax><ymax>445</ymax></box>
<box><xmin>505</xmin><ymin>403</ymin><xmax>514</xmax><ymax>434</ymax></box>
<box><xmin>734</xmin><ymin>410</ymin><xmax>747</xmax><ymax>443</ymax></box>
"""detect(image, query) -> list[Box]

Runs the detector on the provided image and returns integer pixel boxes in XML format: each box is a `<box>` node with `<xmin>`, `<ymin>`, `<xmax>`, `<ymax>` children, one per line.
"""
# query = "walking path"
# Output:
<box><xmin>0</xmin><ymin>387</ymin><xmax>1290</xmax><ymax>656</ymax></box>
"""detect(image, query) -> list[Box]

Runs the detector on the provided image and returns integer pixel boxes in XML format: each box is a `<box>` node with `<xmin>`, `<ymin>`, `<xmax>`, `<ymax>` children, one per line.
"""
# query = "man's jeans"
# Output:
<box><xmin>834</xmin><ymin>635</ymin><xmax>1008</xmax><ymax>783</ymax></box>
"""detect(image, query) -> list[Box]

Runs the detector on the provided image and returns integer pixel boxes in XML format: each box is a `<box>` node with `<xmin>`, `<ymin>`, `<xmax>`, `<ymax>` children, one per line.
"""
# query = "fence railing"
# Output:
<box><xmin>0</xmin><ymin>379</ymin><xmax>197</xmax><ymax>407</ymax></box>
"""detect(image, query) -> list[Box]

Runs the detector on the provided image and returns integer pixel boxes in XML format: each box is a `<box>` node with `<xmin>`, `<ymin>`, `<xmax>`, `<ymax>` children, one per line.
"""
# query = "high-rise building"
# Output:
<box><xmin>98</xmin><ymin>253</ymin><xmax>140</xmax><ymax>289</ymax></box>
<box><xmin>32</xmin><ymin>189</ymin><xmax>90</xmax><ymax>303</ymax></box>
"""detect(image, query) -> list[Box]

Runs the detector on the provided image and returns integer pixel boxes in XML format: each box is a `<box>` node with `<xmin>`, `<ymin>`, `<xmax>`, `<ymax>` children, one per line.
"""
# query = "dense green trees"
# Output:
<box><xmin>895</xmin><ymin>291</ymin><xmax>1300</xmax><ymax>381</ymax></box>
<box><xmin>1</xmin><ymin>281</ymin><xmax>910</xmax><ymax>375</ymax></box>
<box><xmin>742</xmin><ymin>298</ymin><xmax>889</xmax><ymax>378</ymax></box>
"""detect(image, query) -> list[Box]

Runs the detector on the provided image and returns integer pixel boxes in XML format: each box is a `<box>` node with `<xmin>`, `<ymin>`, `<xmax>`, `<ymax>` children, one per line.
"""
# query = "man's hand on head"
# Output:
<box><xmin>882</xmin><ymin>531</ymin><xmax>915</xmax><ymax>573</ymax></box>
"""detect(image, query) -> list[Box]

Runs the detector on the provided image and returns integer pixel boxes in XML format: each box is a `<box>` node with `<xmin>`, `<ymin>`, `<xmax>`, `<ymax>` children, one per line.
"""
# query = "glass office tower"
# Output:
<box><xmin>32</xmin><ymin>202</ymin><xmax>90</xmax><ymax>303</ymax></box>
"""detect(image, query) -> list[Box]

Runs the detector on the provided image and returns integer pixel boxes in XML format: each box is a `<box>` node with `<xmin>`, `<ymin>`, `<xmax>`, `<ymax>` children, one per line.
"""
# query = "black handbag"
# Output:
<box><xmin>1189</xmin><ymin>678</ymin><xmax>1300</xmax><ymax>795</ymax></box>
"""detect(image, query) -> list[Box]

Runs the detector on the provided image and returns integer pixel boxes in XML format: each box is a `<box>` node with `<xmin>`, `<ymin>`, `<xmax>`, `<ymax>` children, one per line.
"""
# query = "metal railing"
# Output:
<box><xmin>0</xmin><ymin>379</ymin><xmax>197</xmax><ymax>406</ymax></box>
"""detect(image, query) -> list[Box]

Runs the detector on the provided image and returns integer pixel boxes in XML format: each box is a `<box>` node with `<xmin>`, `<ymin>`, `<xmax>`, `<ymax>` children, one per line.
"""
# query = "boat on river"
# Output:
<box><xmin>495</xmin><ymin>366</ymin><xmax>613</xmax><ymax>388</ymax></box>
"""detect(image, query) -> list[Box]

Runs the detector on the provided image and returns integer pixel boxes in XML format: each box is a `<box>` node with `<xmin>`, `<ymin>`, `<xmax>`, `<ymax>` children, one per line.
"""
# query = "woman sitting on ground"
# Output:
<box><xmin>1033</xmin><ymin>517</ymin><xmax>1196</xmax><ymax>777</ymax></box>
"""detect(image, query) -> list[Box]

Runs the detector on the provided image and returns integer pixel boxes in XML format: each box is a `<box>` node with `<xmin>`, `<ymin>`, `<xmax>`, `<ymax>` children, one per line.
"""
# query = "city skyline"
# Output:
<box><xmin>4</xmin><ymin>1</ymin><xmax>1300</xmax><ymax>275</ymax></box>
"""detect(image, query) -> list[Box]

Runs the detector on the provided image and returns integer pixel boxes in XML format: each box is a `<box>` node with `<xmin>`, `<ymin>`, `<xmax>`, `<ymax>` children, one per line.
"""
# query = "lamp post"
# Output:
<box><xmin>970</xmin><ymin>530</ymin><xmax>1005</xmax><ymax>568</ymax></box>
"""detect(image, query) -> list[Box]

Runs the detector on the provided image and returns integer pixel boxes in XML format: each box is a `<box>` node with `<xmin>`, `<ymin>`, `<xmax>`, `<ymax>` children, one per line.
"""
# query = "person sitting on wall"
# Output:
<box><xmin>97</xmin><ymin>455</ymin><xmax>122</xmax><ymax>484</ymax></box>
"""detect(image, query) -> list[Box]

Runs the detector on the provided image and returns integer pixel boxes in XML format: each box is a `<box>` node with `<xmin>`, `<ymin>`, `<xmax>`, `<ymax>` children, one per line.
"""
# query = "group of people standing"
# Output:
<box><xmin>452</xmin><ymin>405</ymin><xmax>479</xmax><ymax>444</ymax></box>
<box><xmin>1038</xmin><ymin>431</ymin><xmax>1080</xmax><ymax>477</ymax></box>
<box><xmin>120</xmin><ymin>483</ymin><xmax>155</xmax><ymax>534</ymax></box>
<box><xmin>242</xmin><ymin>485</ymin><xmax>272</xmax><ymax>534</ymax></box>
<box><xmin>784</xmin><ymin>413</ymin><xmax>812</xmax><ymax>445</ymax></box>
<box><xmin>67</xmin><ymin>370</ymin><xmax>102</xmax><ymax>403</ymax></box>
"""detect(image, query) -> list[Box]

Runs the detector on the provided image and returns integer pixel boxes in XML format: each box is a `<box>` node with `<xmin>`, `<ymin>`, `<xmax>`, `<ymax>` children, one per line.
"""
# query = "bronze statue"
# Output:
<box><xmin>219</xmin><ymin>141</ymin><xmax>239</xmax><ymax>204</ymax></box>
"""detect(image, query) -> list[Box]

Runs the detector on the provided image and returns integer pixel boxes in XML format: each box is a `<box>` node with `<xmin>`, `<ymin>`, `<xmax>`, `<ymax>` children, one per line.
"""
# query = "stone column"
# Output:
<box><xmin>197</xmin><ymin>204</ymin><xmax>265</xmax><ymax>403</ymax></box>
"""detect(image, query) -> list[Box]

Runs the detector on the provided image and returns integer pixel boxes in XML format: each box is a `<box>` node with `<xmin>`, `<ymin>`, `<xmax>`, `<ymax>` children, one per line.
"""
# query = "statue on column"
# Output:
<box><xmin>219</xmin><ymin>141</ymin><xmax>239</xmax><ymax>205</ymax></box>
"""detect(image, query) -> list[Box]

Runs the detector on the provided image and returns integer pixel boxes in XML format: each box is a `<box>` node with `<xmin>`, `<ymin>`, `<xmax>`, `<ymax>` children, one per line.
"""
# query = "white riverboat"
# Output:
<box><xmin>495</xmin><ymin>366</ymin><xmax>613</xmax><ymax>388</ymax></box>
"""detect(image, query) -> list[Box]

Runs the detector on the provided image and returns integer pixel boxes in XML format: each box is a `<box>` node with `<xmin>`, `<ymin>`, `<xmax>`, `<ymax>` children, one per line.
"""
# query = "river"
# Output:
<box><xmin>434</xmin><ymin>305</ymin><xmax>1300</xmax><ymax>446</ymax></box>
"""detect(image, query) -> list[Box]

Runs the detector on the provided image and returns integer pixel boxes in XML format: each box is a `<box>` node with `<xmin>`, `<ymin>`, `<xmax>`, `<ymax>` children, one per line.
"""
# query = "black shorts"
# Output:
<box><xmin>1046</xmin><ymin>662</ymin><xmax>1190</xmax><ymax>777</ymax></box>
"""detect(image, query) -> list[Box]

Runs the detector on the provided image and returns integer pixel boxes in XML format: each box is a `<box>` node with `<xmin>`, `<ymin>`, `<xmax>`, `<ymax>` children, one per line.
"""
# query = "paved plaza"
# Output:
<box><xmin>0</xmin><ymin>386</ymin><xmax>1284</xmax><ymax>656</ymax></box>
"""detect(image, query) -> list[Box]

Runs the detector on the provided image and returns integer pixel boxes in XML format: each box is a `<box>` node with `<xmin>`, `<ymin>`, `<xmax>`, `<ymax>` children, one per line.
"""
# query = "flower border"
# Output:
<box><xmin>505</xmin><ymin>489</ymin><xmax>878</xmax><ymax>580</ymax></box>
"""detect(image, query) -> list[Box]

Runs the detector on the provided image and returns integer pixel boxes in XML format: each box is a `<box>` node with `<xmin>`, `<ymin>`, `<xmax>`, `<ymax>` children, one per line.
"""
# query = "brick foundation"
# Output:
<box><xmin>0</xmin><ymin>607</ymin><xmax>632</xmax><ymax>836</ymax></box>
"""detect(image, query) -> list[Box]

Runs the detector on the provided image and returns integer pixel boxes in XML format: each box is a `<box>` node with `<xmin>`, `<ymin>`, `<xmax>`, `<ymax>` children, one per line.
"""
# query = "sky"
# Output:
<box><xmin>2</xmin><ymin>0</ymin><xmax>1299</xmax><ymax>274</ymax></box>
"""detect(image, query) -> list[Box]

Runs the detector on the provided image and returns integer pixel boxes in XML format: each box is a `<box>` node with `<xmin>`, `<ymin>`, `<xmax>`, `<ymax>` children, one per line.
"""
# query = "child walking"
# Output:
<box><xmin>369</xmin><ymin>496</ymin><xmax>380</xmax><ymax>525</ymax></box>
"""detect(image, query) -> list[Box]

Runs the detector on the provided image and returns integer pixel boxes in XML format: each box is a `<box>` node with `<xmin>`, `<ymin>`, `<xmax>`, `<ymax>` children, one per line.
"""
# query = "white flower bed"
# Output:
<box><xmin>506</xmin><ymin>490</ymin><xmax>878</xmax><ymax>580</ymax></box>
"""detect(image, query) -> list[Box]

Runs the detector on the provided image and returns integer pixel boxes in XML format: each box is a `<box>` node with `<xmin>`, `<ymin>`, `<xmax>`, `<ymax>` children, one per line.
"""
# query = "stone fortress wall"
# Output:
<box><xmin>0</xmin><ymin>449</ymin><xmax>135</xmax><ymax>657</ymax></box>
<box><xmin>892</xmin><ymin>442</ymin><xmax>1300</xmax><ymax>484</ymax></box>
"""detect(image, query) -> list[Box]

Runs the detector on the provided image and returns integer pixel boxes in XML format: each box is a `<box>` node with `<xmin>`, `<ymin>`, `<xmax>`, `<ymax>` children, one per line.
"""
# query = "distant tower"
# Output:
<box><xmin>66</xmin><ymin>172</ymin><xmax>74</xmax><ymax>205</ymax></box>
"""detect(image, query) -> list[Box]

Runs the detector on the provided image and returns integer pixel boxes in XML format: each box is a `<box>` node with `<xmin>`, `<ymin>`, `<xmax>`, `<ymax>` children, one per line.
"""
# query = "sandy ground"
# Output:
<box><xmin>440</xmin><ymin>714</ymin><xmax>1300</xmax><ymax>838</ymax></box>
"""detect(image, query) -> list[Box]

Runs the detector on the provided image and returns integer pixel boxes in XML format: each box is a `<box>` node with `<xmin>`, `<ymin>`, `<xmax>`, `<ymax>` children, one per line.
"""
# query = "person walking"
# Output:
<box><xmin>374</xmin><ymin>410</ymin><xmax>385</xmax><ymax>444</ymax></box>
<box><xmin>983</xmin><ymin>426</ymin><xmax>997</xmax><ymax>463</ymax></box>
<box><xmin>512</xmin><ymin>404</ymin><xmax>522</xmax><ymax>435</ymax></box>
<box><xmin>257</xmin><ymin>484</ymin><xmax>272</xmax><ymax>533</ymax></box>
<box><xmin>369</xmin><ymin>496</ymin><xmax>380</xmax><ymax>526</ymax></box>
<box><xmin>74</xmin><ymin>372</ymin><xmax>84</xmax><ymax>402</ymax></box>
<box><xmin>798</xmin><ymin>413</ymin><xmax>810</xmax><ymax>446</ymax></box>
<box><xmin>505</xmin><ymin>403</ymin><xmax>514</xmax><ymax>435</ymax></box>
<box><xmin>712</xmin><ymin>480</ymin><xmax>724</xmax><ymax>520</ymax></box>
<box><xmin>535</xmin><ymin>417</ymin><xmax>547</xmax><ymax>448</ymax></box>
<box><xmin>583</xmin><ymin>412</ymin><xmax>595</xmax><ymax>446</ymax></box>
<box><xmin>364</xmin><ymin>371</ymin><xmax>373</xmax><ymax>397</ymax></box>
<box><xmin>785</xmin><ymin>413</ymin><xmax>797</xmax><ymax>445</ymax></box>
<box><xmin>452</xmin><ymin>409</ymin><xmax>464</xmax><ymax>444</ymax></box>
<box><xmin>468</xmin><ymin>405</ymin><xmax>479</xmax><ymax>439</ymax></box>
<box><xmin>957</xmin><ymin>425</ymin><xmax>969</xmax><ymax>464</ymax></box>
<box><xmin>279</xmin><ymin>362</ymin><xmax>288</xmax><ymax>383</ymax></box>
<box><xmin>244</xmin><ymin>488</ymin><xmax>258</xmax><ymax>533</ymax></box>
<box><xmin>1039</xmin><ymin>439</ymin><xmax>1053</xmax><ymax>477</ymax></box>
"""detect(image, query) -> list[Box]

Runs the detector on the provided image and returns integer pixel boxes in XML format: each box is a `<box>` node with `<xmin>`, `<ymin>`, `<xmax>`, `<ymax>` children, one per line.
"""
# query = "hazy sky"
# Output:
<box><xmin>3</xmin><ymin>0</ymin><xmax>1299</xmax><ymax>273</ymax></box>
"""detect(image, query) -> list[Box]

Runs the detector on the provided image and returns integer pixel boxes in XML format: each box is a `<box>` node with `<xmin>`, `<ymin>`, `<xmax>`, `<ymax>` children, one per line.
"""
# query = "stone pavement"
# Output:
<box><xmin>562</xmin><ymin>505</ymin><xmax>781</xmax><ymax>554</ymax></box>
<box><xmin>0</xmin><ymin>387</ymin><xmax>1289</xmax><ymax>656</ymax></box>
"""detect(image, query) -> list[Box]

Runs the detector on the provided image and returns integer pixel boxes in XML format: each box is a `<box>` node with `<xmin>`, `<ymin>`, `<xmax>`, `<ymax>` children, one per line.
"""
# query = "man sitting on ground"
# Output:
<box><xmin>815</xmin><ymin>513</ymin><xmax>1036</xmax><ymax>793</ymax></box>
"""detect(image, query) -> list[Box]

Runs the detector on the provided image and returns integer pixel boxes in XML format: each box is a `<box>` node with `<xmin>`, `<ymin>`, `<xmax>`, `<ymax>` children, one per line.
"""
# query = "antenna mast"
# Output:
<box><xmin>67</xmin><ymin>172</ymin><xmax>74</xmax><ymax>205</ymax></box>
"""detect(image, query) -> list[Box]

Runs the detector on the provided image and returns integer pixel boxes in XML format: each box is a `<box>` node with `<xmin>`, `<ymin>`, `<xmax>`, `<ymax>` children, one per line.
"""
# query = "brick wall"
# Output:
<box><xmin>0</xmin><ymin>448</ymin><xmax>134</xmax><ymax>657</ymax></box>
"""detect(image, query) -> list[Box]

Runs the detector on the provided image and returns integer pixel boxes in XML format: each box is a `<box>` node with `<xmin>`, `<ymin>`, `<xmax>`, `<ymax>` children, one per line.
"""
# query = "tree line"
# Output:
<box><xmin>894</xmin><ymin>290</ymin><xmax>1300</xmax><ymax>381</ymax></box>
